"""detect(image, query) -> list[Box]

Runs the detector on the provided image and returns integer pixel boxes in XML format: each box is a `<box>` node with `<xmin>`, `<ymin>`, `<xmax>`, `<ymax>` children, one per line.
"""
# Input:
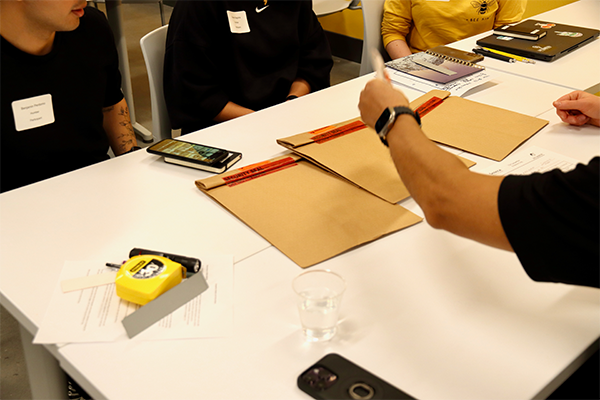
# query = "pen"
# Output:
<box><xmin>481</xmin><ymin>47</ymin><xmax>535</xmax><ymax>64</ymax></box>
<box><xmin>472</xmin><ymin>48</ymin><xmax>516</xmax><ymax>63</ymax></box>
<box><xmin>370</xmin><ymin>48</ymin><xmax>387</xmax><ymax>81</ymax></box>
<box><xmin>128</xmin><ymin>248</ymin><xmax>201</xmax><ymax>275</ymax></box>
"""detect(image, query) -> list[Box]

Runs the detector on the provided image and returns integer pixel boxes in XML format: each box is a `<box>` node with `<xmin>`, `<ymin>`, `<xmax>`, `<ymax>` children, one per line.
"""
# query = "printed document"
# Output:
<box><xmin>478</xmin><ymin>146</ymin><xmax>579</xmax><ymax>176</ymax></box>
<box><xmin>34</xmin><ymin>254</ymin><xmax>233</xmax><ymax>344</ymax></box>
<box><xmin>387</xmin><ymin>66</ymin><xmax>493</xmax><ymax>97</ymax></box>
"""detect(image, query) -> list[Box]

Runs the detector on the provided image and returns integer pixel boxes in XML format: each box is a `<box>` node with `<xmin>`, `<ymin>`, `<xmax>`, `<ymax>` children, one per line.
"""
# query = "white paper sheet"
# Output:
<box><xmin>387</xmin><ymin>66</ymin><xmax>494</xmax><ymax>97</ymax></box>
<box><xmin>477</xmin><ymin>146</ymin><xmax>579</xmax><ymax>176</ymax></box>
<box><xmin>33</xmin><ymin>255</ymin><xmax>234</xmax><ymax>344</ymax></box>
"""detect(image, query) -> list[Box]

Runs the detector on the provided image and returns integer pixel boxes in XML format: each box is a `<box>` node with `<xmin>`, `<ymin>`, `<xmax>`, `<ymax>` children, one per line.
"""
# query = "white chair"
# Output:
<box><xmin>359</xmin><ymin>0</ymin><xmax>387</xmax><ymax>75</ymax></box>
<box><xmin>140</xmin><ymin>25</ymin><xmax>172</xmax><ymax>142</ymax></box>
<box><xmin>313</xmin><ymin>0</ymin><xmax>361</xmax><ymax>17</ymax></box>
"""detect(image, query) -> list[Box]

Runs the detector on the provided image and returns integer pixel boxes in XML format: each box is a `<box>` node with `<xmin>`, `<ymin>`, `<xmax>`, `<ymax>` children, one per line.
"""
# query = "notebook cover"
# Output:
<box><xmin>493</xmin><ymin>20</ymin><xmax>548</xmax><ymax>40</ymax></box>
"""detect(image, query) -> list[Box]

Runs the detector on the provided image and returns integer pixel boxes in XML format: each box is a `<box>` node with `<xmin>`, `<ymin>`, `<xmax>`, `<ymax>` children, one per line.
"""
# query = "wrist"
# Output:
<box><xmin>374</xmin><ymin>106</ymin><xmax>421</xmax><ymax>146</ymax></box>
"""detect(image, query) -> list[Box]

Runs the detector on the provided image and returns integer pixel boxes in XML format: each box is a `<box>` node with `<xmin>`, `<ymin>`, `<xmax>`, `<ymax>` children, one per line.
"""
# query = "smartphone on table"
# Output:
<box><xmin>298</xmin><ymin>353</ymin><xmax>415</xmax><ymax>400</ymax></box>
<box><xmin>147</xmin><ymin>138</ymin><xmax>242</xmax><ymax>173</ymax></box>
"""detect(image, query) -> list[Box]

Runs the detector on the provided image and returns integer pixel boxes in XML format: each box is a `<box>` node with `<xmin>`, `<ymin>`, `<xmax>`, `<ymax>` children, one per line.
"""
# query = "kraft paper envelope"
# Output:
<box><xmin>196</xmin><ymin>154</ymin><xmax>422</xmax><ymax>268</ymax></box>
<box><xmin>411</xmin><ymin>90</ymin><xmax>548</xmax><ymax>161</ymax></box>
<box><xmin>277</xmin><ymin>118</ymin><xmax>476</xmax><ymax>204</ymax></box>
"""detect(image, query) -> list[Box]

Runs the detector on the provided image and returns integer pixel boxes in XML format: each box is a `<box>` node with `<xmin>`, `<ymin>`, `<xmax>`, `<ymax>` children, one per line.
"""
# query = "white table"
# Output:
<box><xmin>449</xmin><ymin>0</ymin><xmax>600</xmax><ymax>91</ymax></box>
<box><xmin>1</xmin><ymin>68</ymin><xmax>598</xmax><ymax>399</ymax></box>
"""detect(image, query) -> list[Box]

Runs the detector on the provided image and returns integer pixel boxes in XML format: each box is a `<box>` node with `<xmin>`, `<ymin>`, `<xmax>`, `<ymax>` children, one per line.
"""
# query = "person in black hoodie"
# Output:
<box><xmin>164</xmin><ymin>0</ymin><xmax>333</xmax><ymax>134</ymax></box>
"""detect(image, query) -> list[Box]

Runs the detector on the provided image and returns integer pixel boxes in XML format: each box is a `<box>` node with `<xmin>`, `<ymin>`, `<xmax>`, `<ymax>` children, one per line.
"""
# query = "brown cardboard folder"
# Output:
<box><xmin>196</xmin><ymin>154</ymin><xmax>422</xmax><ymax>268</ymax></box>
<box><xmin>277</xmin><ymin>118</ymin><xmax>475</xmax><ymax>204</ymax></box>
<box><xmin>411</xmin><ymin>90</ymin><xmax>548</xmax><ymax>161</ymax></box>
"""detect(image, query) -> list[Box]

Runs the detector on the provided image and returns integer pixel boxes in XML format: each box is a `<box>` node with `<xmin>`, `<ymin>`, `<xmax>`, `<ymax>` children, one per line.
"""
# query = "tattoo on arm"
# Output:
<box><xmin>103</xmin><ymin>103</ymin><xmax>137</xmax><ymax>154</ymax></box>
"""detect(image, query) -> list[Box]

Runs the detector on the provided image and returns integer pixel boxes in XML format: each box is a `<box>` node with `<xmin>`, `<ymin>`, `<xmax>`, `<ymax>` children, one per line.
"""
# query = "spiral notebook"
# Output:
<box><xmin>386</xmin><ymin>49</ymin><xmax>485</xmax><ymax>84</ymax></box>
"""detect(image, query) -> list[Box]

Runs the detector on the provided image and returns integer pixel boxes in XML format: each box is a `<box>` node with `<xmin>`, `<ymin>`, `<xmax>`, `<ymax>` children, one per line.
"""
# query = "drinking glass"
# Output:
<box><xmin>292</xmin><ymin>270</ymin><xmax>346</xmax><ymax>342</ymax></box>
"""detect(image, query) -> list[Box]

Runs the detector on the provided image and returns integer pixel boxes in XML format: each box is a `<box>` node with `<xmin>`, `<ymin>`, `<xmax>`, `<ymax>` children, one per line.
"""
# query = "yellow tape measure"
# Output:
<box><xmin>115</xmin><ymin>255</ymin><xmax>185</xmax><ymax>305</ymax></box>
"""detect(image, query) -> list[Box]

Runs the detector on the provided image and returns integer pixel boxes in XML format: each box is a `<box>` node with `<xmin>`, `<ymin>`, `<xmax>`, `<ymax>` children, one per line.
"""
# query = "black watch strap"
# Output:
<box><xmin>375</xmin><ymin>106</ymin><xmax>421</xmax><ymax>147</ymax></box>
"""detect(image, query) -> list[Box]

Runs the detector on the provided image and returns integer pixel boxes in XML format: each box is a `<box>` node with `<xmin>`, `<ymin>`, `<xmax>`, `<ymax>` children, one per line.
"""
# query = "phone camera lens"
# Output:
<box><xmin>301</xmin><ymin>366</ymin><xmax>338</xmax><ymax>391</ymax></box>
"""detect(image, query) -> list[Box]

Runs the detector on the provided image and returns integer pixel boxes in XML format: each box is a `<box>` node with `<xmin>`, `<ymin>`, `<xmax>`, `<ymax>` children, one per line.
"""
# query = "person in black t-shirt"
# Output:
<box><xmin>163</xmin><ymin>0</ymin><xmax>334</xmax><ymax>134</ymax></box>
<box><xmin>358</xmin><ymin>79</ymin><xmax>599</xmax><ymax>289</ymax></box>
<box><xmin>0</xmin><ymin>1</ymin><xmax>138</xmax><ymax>193</ymax></box>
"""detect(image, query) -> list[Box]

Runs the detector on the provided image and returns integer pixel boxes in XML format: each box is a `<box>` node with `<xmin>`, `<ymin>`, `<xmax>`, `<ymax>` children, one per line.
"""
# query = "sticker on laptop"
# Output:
<box><xmin>555</xmin><ymin>31</ymin><xmax>583</xmax><ymax>37</ymax></box>
<box><xmin>535</xmin><ymin>22</ymin><xmax>556</xmax><ymax>29</ymax></box>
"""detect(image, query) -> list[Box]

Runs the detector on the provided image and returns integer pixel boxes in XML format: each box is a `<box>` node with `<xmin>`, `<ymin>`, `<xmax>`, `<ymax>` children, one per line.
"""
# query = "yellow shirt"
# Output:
<box><xmin>382</xmin><ymin>0</ymin><xmax>526</xmax><ymax>54</ymax></box>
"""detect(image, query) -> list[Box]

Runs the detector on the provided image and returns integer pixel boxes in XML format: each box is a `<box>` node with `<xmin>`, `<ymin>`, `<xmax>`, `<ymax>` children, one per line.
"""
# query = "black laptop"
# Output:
<box><xmin>476</xmin><ymin>20</ymin><xmax>599</xmax><ymax>62</ymax></box>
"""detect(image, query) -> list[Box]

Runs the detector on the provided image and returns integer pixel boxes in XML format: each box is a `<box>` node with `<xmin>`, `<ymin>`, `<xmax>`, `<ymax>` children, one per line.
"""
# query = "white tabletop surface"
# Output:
<box><xmin>1</xmin><ymin>72</ymin><xmax>599</xmax><ymax>399</ymax></box>
<box><xmin>449</xmin><ymin>0</ymin><xmax>600</xmax><ymax>91</ymax></box>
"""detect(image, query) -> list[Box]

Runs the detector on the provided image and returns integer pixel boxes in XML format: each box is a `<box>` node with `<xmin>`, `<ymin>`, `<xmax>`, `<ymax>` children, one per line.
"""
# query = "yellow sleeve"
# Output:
<box><xmin>494</xmin><ymin>0</ymin><xmax>527</xmax><ymax>28</ymax></box>
<box><xmin>382</xmin><ymin>0</ymin><xmax>413</xmax><ymax>48</ymax></box>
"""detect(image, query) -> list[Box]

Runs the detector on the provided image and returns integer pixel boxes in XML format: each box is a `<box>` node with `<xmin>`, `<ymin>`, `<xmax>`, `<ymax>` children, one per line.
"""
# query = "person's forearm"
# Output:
<box><xmin>102</xmin><ymin>98</ymin><xmax>137</xmax><ymax>156</ymax></box>
<box><xmin>213</xmin><ymin>102</ymin><xmax>254</xmax><ymax>123</ymax></box>
<box><xmin>386</xmin><ymin>39</ymin><xmax>412</xmax><ymax>59</ymax></box>
<box><xmin>287</xmin><ymin>78</ymin><xmax>311</xmax><ymax>99</ymax></box>
<box><xmin>359</xmin><ymin>79</ymin><xmax>510</xmax><ymax>249</ymax></box>
<box><xmin>385</xmin><ymin>117</ymin><xmax>511</xmax><ymax>250</ymax></box>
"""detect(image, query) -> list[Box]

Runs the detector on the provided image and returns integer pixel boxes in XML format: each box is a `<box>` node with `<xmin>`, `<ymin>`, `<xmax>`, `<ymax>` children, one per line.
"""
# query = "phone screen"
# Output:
<box><xmin>150</xmin><ymin>139</ymin><xmax>227</xmax><ymax>165</ymax></box>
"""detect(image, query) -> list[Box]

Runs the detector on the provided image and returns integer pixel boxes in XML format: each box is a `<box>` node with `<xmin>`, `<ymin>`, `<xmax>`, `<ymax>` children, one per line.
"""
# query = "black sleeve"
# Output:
<box><xmin>163</xmin><ymin>1</ymin><xmax>230</xmax><ymax>131</ymax></box>
<box><xmin>498</xmin><ymin>157</ymin><xmax>600</xmax><ymax>288</ymax></box>
<box><xmin>296</xmin><ymin>0</ymin><xmax>333</xmax><ymax>92</ymax></box>
<box><xmin>84</xmin><ymin>7</ymin><xmax>124</xmax><ymax>108</ymax></box>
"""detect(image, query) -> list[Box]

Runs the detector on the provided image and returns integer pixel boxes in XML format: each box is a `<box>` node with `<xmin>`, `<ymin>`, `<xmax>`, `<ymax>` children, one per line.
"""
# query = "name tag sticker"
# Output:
<box><xmin>227</xmin><ymin>10</ymin><xmax>250</xmax><ymax>34</ymax></box>
<box><xmin>12</xmin><ymin>94</ymin><xmax>55</xmax><ymax>131</ymax></box>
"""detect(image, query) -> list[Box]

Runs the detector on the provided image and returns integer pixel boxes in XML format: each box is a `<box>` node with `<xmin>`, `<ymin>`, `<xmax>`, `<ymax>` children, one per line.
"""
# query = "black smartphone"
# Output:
<box><xmin>147</xmin><ymin>138</ymin><xmax>229</xmax><ymax>166</ymax></box>
<box><xmin>147</xmin><ymin>138</ymin><xmax>242</xmax><ymax>173</ymax></box>
<box><xmin>298</xmin><ymin>353</ymin><xmax>415</xmax><ymax>400</ymax></box>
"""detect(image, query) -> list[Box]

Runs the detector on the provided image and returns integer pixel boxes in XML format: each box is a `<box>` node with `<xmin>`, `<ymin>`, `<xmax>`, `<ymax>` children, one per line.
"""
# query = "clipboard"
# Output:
<box><xmin>411</xmin><ymin>90</ymin><xmax>548</xmax><ymax>161</ymax></box>
<box><xmin>196</xmin><ymin>154</ymin><xmax>422</xmax><ymax>268</ymax></box>
<box><xmin>277</xmin><ymin>118</ymin><xmax>476</xmax><ymax>204</ymax></box>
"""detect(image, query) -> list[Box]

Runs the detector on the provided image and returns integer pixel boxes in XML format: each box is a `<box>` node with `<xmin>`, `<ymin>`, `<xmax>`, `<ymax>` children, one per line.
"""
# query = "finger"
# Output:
<box><xmin>564</xmin><ymin>114</ymin><xmax>589</xmax><ymax>126</ymax></box>
<box><xmin>553</xmin><ymin>99</ymin><xmax>581</xmax><ymax>111</ymax></box>
<box><xmin>556</xmin><ymin>109</ymin><xmax>569</xmax><ymax>121</ymax></box>
<box><xmin>554</xmin><ymin>91</ymin><xmax>584</xmax><ymax>104</ymax></box>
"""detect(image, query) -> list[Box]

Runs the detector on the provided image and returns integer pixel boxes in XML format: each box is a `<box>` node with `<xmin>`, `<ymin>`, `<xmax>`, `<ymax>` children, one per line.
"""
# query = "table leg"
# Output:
<box><xmin>19</xmin><ymin>326</ymin><xmax>68</xmax><ymax>400</ymax></box>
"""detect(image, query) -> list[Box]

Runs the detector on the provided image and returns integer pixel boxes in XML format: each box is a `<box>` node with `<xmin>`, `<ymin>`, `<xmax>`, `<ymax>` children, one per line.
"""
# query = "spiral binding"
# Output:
<box><xmin>425</xmin><ymin>50</ymin><xmax>485</xmax><ymax>69</ymax></box>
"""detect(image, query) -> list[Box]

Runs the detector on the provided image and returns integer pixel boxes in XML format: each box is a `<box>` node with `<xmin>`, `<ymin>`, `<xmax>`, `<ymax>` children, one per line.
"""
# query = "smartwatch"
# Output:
<box><xmin>374</xmin><ymin>106</ymin><xmax>421</xmax><ymax>146</ymax></box>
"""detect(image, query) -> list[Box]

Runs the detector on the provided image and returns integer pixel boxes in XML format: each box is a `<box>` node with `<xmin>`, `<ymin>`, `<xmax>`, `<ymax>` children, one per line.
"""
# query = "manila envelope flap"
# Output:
<box><xmin>277</xmin><ymin>117</ymin><xmax>475</xmax><ymax>204</ymax></box>
<box><xmin>195</xmin><ymin>154</ymin><xmax>422</xmax><ymax>268</ymax></box>
<box><xmin>410</xmin><ymin>90</ymin><xmax>548</xmax><ymax>161</ymax></box>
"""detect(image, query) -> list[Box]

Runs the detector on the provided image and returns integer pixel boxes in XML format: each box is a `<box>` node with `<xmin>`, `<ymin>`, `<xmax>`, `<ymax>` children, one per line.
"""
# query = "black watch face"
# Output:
<box><xmin>375</xmin><ymin>108</ymin><xmax>391</xmax><ymax>133</ymax></box>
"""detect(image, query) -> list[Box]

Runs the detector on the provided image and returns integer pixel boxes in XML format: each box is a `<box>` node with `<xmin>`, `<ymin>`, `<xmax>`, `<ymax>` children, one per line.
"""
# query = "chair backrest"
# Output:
<box><xmin>313</xmin><ymin>0</ymin><xmax>361</xmax><ymax>17</ymax></box>
<box><xmin>359</xmin><ymin>0</ymin><xmax>387</xmax><ymax>76</ymax></box>
<box><xmin>140</xmin><ymin>25</ymin><xmax>171</xmax><ymax>142</ymax></box>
